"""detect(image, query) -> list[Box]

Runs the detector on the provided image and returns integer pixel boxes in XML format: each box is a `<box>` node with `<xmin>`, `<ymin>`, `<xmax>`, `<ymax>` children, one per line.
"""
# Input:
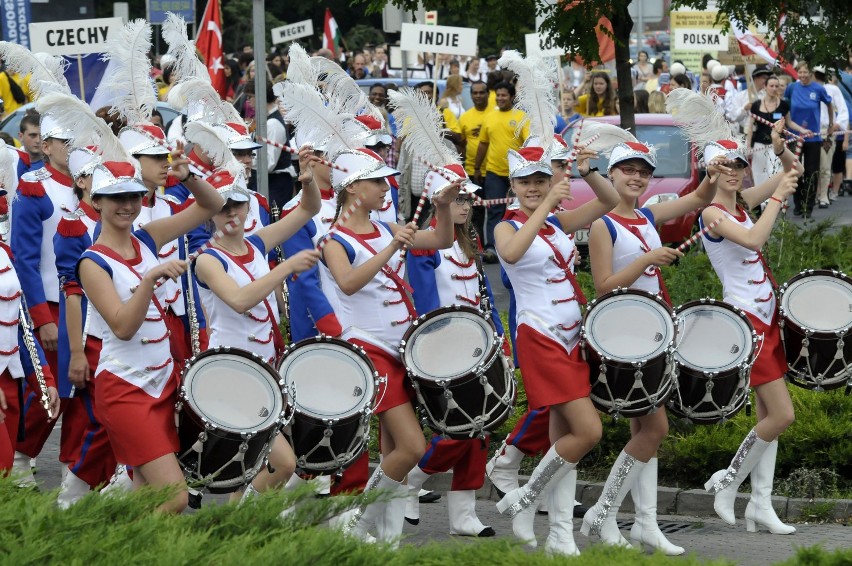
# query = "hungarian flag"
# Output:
<box><xmin>777</xmin><ymin>12</ymin><xmax>787</xmax><ymax>54</ymax></box>
<box><xmin>196</xmin><ymin>0</ymin><xmax>226</xmax><ymax>96</ymax></box>
<box><xmin>730</xmin><ymin>16</ymin><xmax>798</xmax><ymax>80</ymax></box>
<box><xmin>323</xmin><ymin>8</ymin><xmax>342</xmax><ymax>59</ymax></box>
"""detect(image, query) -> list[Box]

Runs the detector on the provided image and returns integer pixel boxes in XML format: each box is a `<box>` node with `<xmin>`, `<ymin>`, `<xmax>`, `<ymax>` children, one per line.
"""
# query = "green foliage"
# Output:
<box><xmin>778</xmin><ymin>546</ymin><xmax>852</xmax><ymax>566</ymax></box>
<box><xmin>345</xmin><ymin>24</ymin><xmax>390</xmax><ymax>53</ymax></box>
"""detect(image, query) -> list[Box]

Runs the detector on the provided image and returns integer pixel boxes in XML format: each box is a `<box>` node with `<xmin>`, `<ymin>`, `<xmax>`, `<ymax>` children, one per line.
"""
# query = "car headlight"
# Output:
<box><xmin>643</xmin><ymin>193</ymin><xmax>678</xmax><ymax>206</ymax></box>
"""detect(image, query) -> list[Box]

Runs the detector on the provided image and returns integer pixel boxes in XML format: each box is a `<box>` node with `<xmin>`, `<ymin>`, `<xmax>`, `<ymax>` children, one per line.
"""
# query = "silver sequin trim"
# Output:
<box><xmin>344</xmin><ymin>467</ymin><xmax>385</xmax><ymax>530</ymax></box>
<box><xmin>504</xmin><ymin>453</ymin><xmax>567</xmax><ymax>518</ymax></box>
<box><xmin>709</xmin><ymin>429</ymin><xmax>758</xmax><ymax>494</ymax></box>
<box><xmin>587</xmin><ymin>452</ymin><xmax>638</xmax><ymax>534</ymax></box>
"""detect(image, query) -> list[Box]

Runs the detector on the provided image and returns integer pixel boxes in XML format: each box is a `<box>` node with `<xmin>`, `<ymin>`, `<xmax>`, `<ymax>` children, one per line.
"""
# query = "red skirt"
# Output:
<box><xmin>93</xmin><ymin>366</ymin><xmax>180</xmax><ymax>466</ymax></box>
<box><xmin>516</xmin><ymin>323</ymin><xmax>591</xmax><ymax>410</ymax></box>
<box><xmin>746</xmin><ymin>312</ymin><xmax>787</xmax><ymax>387</ymax></box>
<box><xmin>349</xmin><ymin>339</ymin><xmax>414</xmax><ymax>414</ymax></box>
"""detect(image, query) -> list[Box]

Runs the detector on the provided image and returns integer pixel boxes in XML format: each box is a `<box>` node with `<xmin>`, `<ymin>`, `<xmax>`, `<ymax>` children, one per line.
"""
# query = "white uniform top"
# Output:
<box><xmin>499</xmin><ymin>216</ymin><xmax>582</xmax><ymax>353</ymax></box>
<box><xmin>85</xmin><ymin>233</ymin><xmax>174</xmax><ymax>398</ymax></box>
<box><xmin>133</xmin><ymin>194</ymin><xmax>184</xmax><ymax>316</ymax></box>
<box><xmin>197</xmin><ymin>235</ymin><xmax>280</xmax><ymax>364</ymax></box>
<box><xmin>435</xmin><ymin>240</ymin><xmax>482</xmax><ymax>308</ymax></box>
<box><xmin>701</xmin><ymin>206</ymin><xmax>775</xmax><ymax>324</ymax></box>
<box><xmin>603</xmin><ymin>209</ymin><xmax>662</xmax><ymax>296</ymax></box>
<box><xmin>0</xmin><ymin>245</ymin><xmax>24</xmax><ymax>378</ymax></box>
<box><xmin>243</xmin><ymin>194</ymin><xmax>265</xmax><ymax>238</ymax></box>
<box><xmin>75</xmin><ymin>211</ymin><xmax>107</xmax><ymax>339</ymax></box>
<box><xmin>330</xmin><ymin>221</ymin><xmax>413</xmax><ymax>357</ymax></box>
<box><xmin>370</xmin><ymin>192</ymin><xmax>397</xmax><ymax>224</ymax></box>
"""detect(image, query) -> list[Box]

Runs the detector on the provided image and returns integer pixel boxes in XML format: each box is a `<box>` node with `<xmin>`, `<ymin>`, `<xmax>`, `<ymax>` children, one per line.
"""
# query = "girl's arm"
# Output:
<box><xmin>323</xmin><ymin>226</ymin><xmax>416</xmax><ymax>296</ymax></box>
<box><xmin>194</xmin><ymin>249</ymin><xmax>319</xmax><ymax>314</ymax></box>
<box><xmin>742</xmin><ymin>121</ymin><xmax>803</xmax><ymax>209</ymax></box>
<box><xmin>79</xmin><ymin>258</ymin><xmax>187</xmax><ymax>341</ymax></box>
<box><xmin>647</xmin><ymin>161</ymin><xmax>724</xmax><ymax>224</ymax></box>
<box><xmin>554</xmin><ymin>148</ymin><xmax>620</xmax><ymax>233</ymax></box>
<box><xmin>64</xmin><ymin>294</ymin><xmax>89</xmax><ymax>388</ymax></box>
<box><xmin>495</xmin><ymin>180</ymin><xmax>570</xmax><ymax>265</ymax></box>
<box><xmin>401</xmin><ymin>182</ymin><xmax>461</xmax><ymax>250</ymax></box>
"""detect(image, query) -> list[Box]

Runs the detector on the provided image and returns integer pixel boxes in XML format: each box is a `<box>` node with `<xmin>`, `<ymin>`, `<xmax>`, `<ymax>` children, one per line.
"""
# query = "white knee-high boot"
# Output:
<box><xmin>704</xmin><ymin>428</ymin><xmax>771</xmax><ymax>525</ymax></box>
<box><xmin>630</xmin><ymin>458</ymin><xmax>684</xmax><ymax>555</ymax></box>
<box><xmin>374</xmin><ymin>475</ymin><xmax>407</xmax><ymax>548</ymax></box>
<box><xmin>745</xmin><ymin>440</ymin><xmax>795</xmax><ymax>534</ymax></box>
<box><xmin>447</xmin><ymin>490</ymin><xmax>494</xmax><ymax>537</ymax></box>
<box><xmin>57</xmin><ymin>469</ymin><xmax>91</xmax><ymax>509</ymax></box>
<box><xmin>404</xmin><ymin>465</ymin><xmax>430</xmax><ymax>525</ymax></box>
<box><xmin>344</xmin><ymin>466</ymin><xmax>389</xmax><ymax>540</ymax></box>
<box><xmin>544</xmin><ymin>466</ymin><xmax>580</xmax><ymax>556</ymax></box>
<box><xmin>496</xmin><ymin>446</ymin><xmax>575</xmax><ymax>548</ymax></box>
<box><xmin>486</xmin><ymin>440</ymin><xmax>524</xmax><ymax>496</ymax></box>
<box><xmin>580</xmin><ymin>450</ymin><xmax>645</xmax><ymax>546</ymax></box>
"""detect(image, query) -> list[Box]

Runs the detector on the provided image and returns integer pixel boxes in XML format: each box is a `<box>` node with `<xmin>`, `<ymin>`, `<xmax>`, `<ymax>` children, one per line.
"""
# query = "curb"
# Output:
<box><xmin>414</xmin><ymin>471</ymin><xmax>851</xmax><ymax>521</ymax></box>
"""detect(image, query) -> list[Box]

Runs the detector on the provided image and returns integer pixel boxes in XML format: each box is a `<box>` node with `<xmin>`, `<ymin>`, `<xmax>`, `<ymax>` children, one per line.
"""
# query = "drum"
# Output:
<box><xmin>779</xmin><ymin>269</ymin><xmax>852</xmax><ymax>390</ymax></box>
<box><xmin>582</xmin><ymin>288</ymin><xmax>676</xmax><ymax>417</ymax></box>
<box><xmin>400</xmin><ymin>305</ymin><xmax>516</xmax><ymax>439</ymax></box>
<box><xmin>278</xmin><ymin>336</ymin><xmax>378</xmax><ymax>475</ymax></box>
<box><xmin>176</xmin><ymin>347</ymin><xmax>286</xmax><ymax>493</ymax></box>
<box><xmin>668</xmin><ymin>300</ymin><xmax>756</xmax><ymax>423</ymax></box>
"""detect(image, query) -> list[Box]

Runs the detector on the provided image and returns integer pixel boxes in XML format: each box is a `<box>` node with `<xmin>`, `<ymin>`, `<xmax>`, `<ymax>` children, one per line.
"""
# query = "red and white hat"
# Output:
<box><xmin>213</xmin><ymin>122</ymin><xmax>262</xmax><ymax>150</ymax></box>
<box><xmin>69</xmin><ymin>147</ymin><xmax>102</xmax><ymax>179</ymax></box>
<box><xmin>424</xmin><ymin>163</ymin><xmax>478</xmax><ymax>200</ymax></box>
<box><xmin>703</xmin><ymin>139</ymin><xmax>748</xmax><ymax>166</ymax></box>
<box><xmin>40</xmin><ymin>114</ymin><xmax>72</xmax><ymax>141</ymax></box>
<box><xmin>332</xmin><ymin>148</ymin><xmax>399</xmax><ymax>192</ymax></box>
<box><xmin>508</xmin><ymin>146</ymin><xmax>553</xmax><ymax>179</ymax></box>
<box><xmin>607</xmin><ymin>141</ymin><xmax>657</xmax><ymax>172</ymax></box>
<box><xmin>522</xmin><ymin>134</ymin><xmax>572</xmax><ymax>162</ymax></box>
<box><xmin>118</xmin><ymin>125</ymin><xmax>171</xmax><ymax>156</ymax></box>
<box><xmin>350</xmin><ymin>115</ymin><xmax>393</xmax><ymax>147</ymax></box>
<box><xmin>209</xmin><ymin>169</ymin><xmax>251</xmax><ymax>202</ymax></box>
<box><xmin>90</xmin><ymin>161</ymin><xmax>147</xmax><ymax>196</ymax></box>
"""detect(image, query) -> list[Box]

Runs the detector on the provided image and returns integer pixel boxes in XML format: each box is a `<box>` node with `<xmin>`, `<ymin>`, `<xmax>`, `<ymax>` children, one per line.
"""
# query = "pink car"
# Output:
<box><xmin>562</xmin><ymin>114</ymin><xmax>701</xmax><ymax>249</ymax></box>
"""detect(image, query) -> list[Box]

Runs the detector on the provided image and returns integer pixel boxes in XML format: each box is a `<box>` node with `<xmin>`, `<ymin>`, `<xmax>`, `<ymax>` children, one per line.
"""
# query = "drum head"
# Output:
<box><xmin>406</xmin><ymin>310</ymin><xmax>494</xmax><ymax>381</ymax></box>
<box><xmin>782</xmin><ymin>274</ymin><xmax>852</xmax><ymax>333</ymax></box>
<box><xmin>183</xmin><ymin>352</ymin><xmax>283</xmax><ymax>434</ymax></box>
<box><xmin>280</xmin><ymin>342</ymin><xmax>375</xmax><ymax>419</ymax></box>
<box><xmin>585</xmin><ymin>292</ymin><xmax>674</xmax><ymax>361</ymax></box>
<box><xmin>675</xmin><ymin>304</ymin><xmax>753</xmax><ymax>372</ymax></box>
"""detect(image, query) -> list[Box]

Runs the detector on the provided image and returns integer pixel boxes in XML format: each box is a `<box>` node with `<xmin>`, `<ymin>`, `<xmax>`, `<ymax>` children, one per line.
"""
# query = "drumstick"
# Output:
<box><xmin>399</xmin><ymin>191</ymin><xmax>429</xmax><ymax>261</ymax></box>
<box><xmin>748</xmin><ymin>113</ymin><xmax>803</xmax><ymax>141</ymax></box>
<box><xmin>677</xmin><ymin>216</ymin><xmax>725</xmax><ymax>252</ymax></box>
<box><xmin>257</xmin><ymin>137</ymin><xmax>349</xmax><ymax>173</ymax></box>
<box><xmin>132</xmin><ymin>127</ymin><xmax>217</xmax><ymax>178</ymax></box>
<box><xmin>472</xmin><ymin>196</ymin><xmax>517</xmax><ymax>207</ymax></box>
<box><xmin>152</xmin><ymin>218</ymin><xmax>240</xmax><ymax>289</ymax></box>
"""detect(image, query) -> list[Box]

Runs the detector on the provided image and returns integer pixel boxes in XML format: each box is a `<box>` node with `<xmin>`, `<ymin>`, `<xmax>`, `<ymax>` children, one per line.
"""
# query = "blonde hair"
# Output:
<box><xmin>648</xmin><ymin>91</ymin><xmax>667</xmax><ymax>113</ymax></box>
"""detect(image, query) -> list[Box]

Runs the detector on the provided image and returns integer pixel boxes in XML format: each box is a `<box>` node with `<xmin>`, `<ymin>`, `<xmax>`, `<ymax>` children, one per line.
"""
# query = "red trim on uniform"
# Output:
<box><xmin>314</xmin><ymin>312</ymin><xmax>343</xmax><ymax>337</ymax></box>
<box><xmin>57</xmin><ymin>217</ymin><xmax>88</xmax><ymax>238</ymax></box>
<box><xmin>255</xmin><ymin>193</ymin><xmax>270</xmax><ymax>213</ymax></box>
<box><xmin>17</xmin><ymin>179</ymin><xmax>46</xmax><ymax>197</ymax></box>
<box><xmin>516</xmin><ymin>323</ymin><xmax>590</xmax><ymax>410</ymax></box>
<box><xmin>29</xmin><ymin>301</ymin><xmax>54</xmax><ymax>329</ymax></box>
<box><xmin>409</xmin><ymin>248</ymin><xmax>434</xmax><ymax>256</ymax></box>
<box><xmin>349</xmin><ymin>339</ymin><xmax>413</xmax><ymax>413</ymax></box>
<box><xmin>165</xmin><ymin>175</ymin><xmax>181</xmax><ymax>188</ymax></box>
<box><xmin>745</xmin><ymin>311</ymin><xmax>787</xmax><ymax>387</ymax></box>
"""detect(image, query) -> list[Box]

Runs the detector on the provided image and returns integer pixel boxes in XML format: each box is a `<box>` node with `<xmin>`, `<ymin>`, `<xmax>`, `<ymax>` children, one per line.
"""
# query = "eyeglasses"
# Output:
<box><xmin>454</xmin><ymin>195</ymin><xmax>475</xmax><ymax>205</ymax></box>
<box><xmin>615</xmin><ymin>165</ymin><xmax>653</xmax><ymax>179</ymax></box>
<box><xmin>727</xmin><ymin>161</ymin><xmax>748</xmax><ymax>170</ymax></box>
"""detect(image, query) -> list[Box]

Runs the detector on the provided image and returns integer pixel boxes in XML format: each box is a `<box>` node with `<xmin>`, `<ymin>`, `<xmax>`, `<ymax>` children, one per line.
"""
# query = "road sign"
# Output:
<box><xmin>271</xmin><ymin>20</ymin><xmax>314</xmax><ymax>45</ymax></box>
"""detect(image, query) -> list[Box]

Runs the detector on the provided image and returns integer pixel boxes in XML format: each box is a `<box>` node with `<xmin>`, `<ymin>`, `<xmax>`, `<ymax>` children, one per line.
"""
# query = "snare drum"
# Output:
<box><xmin>669</xmin><ymin>300</ymin><xmax>756</xmax><ymax>424</ymax></box>
<box><xmin>400</xmin><ymin>305</ymin><xmax>516</xmax><ymax>439</ymax></box>
<box><xmin>278</xmin><ymin>336</ymin><xmax>379</xmax><ymax>475</ymax></box>
<box><xmin>779</xmin><ymin>270</ymin><xmax>852</xmax><ymax>391</ymax></box>
<box><xmin>583</xmin><ymin>289</ymin><xmax>675</xmax><ymax>417</ymax></box>
<box><xmin>176</xmin><ymin>347</ymin><xmax>286</xmax><ymax>493</ymax></box>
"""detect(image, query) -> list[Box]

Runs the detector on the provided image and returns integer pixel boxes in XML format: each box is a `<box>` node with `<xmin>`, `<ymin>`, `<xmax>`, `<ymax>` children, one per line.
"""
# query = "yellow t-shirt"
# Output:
<box><xmin>480</xmin><ymin>108</ymin><xmax>529</xmax><ymax>177</ymax></box>
<box><xmin>459</xmin><ymin>106</ymin><xmax>491</xmax><ymax>176</ymax></box>
<box><xmin>575</xmin><ymin>94</ymin><xmax>606</xmax><ymax>117</ymax></box>
<box><xmin>487</xmin><ymin>90</ymin><xmax>497</xmax><ymax>110</ymax></box>
<box><xmin>442</xmin><ymin>107</ymin><xmax>462</xmax><ymax>135</ymax></box>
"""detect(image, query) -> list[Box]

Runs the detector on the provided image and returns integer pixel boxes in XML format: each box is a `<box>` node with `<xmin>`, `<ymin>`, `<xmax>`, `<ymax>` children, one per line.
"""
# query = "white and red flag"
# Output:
<box><xmin>730</xmin><ymin>16</ymin><xmax>798</xmax><ymax>80</ymax></box>
<box><xmin>323</xmin><ymin>8</ymin><xmax>343</xmax><ymax>60</ymax></box>
<box><xmin>196</xmin><ymin>0</ymin><xmax>226</xmax><ymax>96</ymax></box>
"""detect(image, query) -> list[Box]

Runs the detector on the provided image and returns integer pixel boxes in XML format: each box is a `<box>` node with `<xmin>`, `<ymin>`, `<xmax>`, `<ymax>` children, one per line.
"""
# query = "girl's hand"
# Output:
<box><xmin>284</xmin><ymin>249</ymin><xmax>321</xmax><ymax>275</ymax></box>
<box><xmin>645</xmin><ymin>246</ymin><xmax>683</xmax><ymax>267</ymax></box>
<box><xmin>68</xmin><ymin>351</ymin><xmax>90</xmax><ymax>389</ymax></box>
<box><xmin>392</xmin><ymin>223</ymin><xmax>418</xmax><ymax>250</ymax></box>
<box><xmin>47</xmin><ymin>387</ymin><xmax>59</xmax><ymax>420</ymax></box>
<box><xmin>707</xmin><ymin>158</ymin><xmax>733</xmax><ymax>183</ymax></box>
<box><xmin>546</xmin><ymin>177</ymin><xmax>573</xmax><ymax>209</ymax></box>
<box><xmin>144</xmin><ymin>260</ymin><xmax>188</xmax><ymax>286</ymax></box>
<box><xmin>297</xmin><ymin>145</ymin><xmax>321</xmax><ymax>184</ymax></box>
<box><xmin>431</xmin><ymin>181</ymin><xmax>463</xmax><ymax>206</ymax></box>
<box><xmin>770</xmin><ymin>119</ymin><xmax>786</xmax><ymax>155</ymax></box>
<box><xmin>774</xmin><ymin>169</ymin><xmax>801</xmax><ymax>199</ymax></box>
<box><xmin>169</xmin><ymin>139</ymin><xmax>190</xmax><ymax>180</ymax></box>
<box><xmin>575</xmin><ymin>148</ymin><xmax>599</xmax><ymax>176</ymax></box>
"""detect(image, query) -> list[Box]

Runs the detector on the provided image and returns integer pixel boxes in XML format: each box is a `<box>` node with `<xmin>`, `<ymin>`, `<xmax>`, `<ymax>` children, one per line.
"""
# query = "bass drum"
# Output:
<box><xmin>400</xmin><ymin>305</ymin><xmax>516</xmax><ymax>439</ymax></box>
<box><xmin>669</xmin><ymin>300</ymin><xmax>756</xmax><ymax>424</ymax></box>
<box><xmin>779</xmin><ymin>270</ymin><xmax>852</xmax><ymax>390</ymax></box>
<box><xmin>583</xmin><ymin>288</ymin><xmax>676</xmax><ymax>417</ymax></box>
<box><xmin>176</xmin><ymin>347</ymin><xmax>286</xmax><ymax>493</ymax></box>
<box><xmin>278</xmin><ymin>336</ymin><xmax>379</xmax><ymax>475</ymax></box>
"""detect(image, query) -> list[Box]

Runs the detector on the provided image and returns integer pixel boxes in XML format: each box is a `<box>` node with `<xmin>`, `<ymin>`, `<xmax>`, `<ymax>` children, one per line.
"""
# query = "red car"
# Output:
<box><xmin>562</xmin><ymin>114</ymin><xmax>700</xmax><ymax>250</ymax></box>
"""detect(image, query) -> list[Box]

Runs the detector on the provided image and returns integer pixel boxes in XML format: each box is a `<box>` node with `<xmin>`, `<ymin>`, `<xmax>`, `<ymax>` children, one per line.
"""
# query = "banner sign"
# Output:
<box><xmin>1</xmin><ymin>0</ymin><xmax>32</xmax><ymax>49</ymax></box>
<box><xmin>29</xmin><ymin>17</ymin><xmax>123</xmax><ymax>56</ymax></box>
<box><xmin>400</xmin><ymin>22</ymin><xmax>477</xmax><ymax>57</ymax></box>
<box><xmin>146</xmin><ymin>0</ymin><xmax>194</xmax><ymax>25</ymax></box>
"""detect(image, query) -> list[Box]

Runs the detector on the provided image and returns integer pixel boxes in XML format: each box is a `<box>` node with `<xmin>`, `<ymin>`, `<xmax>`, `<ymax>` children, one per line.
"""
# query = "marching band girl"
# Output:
<box><xmin>699</xmin><ymin>122</ymin><xmax>802</xmax><ymax>534</ymax></box>
<box><xmin>583</xmin><ymin>136</ymin><xmax>718</xmax><ymax>554</ymax></box>
<box><xmin>323</xmin><ymin>148</ymin><xmax>460</xmax><ymax>544</ymax></box>
<box><xmin>193</xmin><ymin>148</ymin><xmax>322</xmax><ymax>499</ymax></box>
<box><xmin>493</xmin><ymin>144</ymin><xmax>618</xmax><ymax>555</ymax></box>
<box><xmin>77</xmin><ymin>153</ymin><xmax>223</xmax><ymax>513</ymax></box>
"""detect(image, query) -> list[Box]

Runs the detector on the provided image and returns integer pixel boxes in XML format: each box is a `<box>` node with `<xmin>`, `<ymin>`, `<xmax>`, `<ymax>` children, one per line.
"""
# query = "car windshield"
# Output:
<box><xmin>566</xmin><ymin>124</ymin><xmax>690</xmax><ymax>178</ymax></box>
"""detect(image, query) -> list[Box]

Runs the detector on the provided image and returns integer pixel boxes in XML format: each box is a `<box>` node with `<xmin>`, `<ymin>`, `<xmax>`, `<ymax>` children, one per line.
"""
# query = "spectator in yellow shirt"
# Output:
<box><xmin>459</xmin><ymin>81</ymin><xmax>491</xmax><ymax>242</ymax></box>
<box><xmin>574</xmin><ymin>71</ymin><xmax>617</xmax><ymax>117</ymax></box>
<box><xmin>0</xmin><ymin>67</ymin><xmax>30</xmax><ymax>116</ymax></box>
<box><xmin>474</xmin><ymin>82</ymin><xmax>529</xmax><ymax>261</ymax></box>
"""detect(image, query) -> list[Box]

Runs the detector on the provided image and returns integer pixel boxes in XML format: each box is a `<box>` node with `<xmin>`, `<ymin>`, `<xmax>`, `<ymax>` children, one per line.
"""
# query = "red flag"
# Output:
<box><xmin>777</xmin><ymin>12</ymin><xmax>787</xmax><ymax>54</ymax></box>
<box><xmin>730</xmin><ymin>16</ymin><xmax>797</xmax><ymax>80</ymax></box>
<box><xmin>323</xmin><ymin>8</ymin><xmax>342</xmax><ymax>58</ymax></box>
<box><xmin>196</xmin><ymin>0</ymin><xmax>226</xmax><ymax>96</ymax></box>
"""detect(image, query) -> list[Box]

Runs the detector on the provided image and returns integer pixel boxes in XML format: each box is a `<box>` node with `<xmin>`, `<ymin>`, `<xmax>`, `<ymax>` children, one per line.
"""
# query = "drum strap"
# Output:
<box><xmin>606</xmin><ymin>213</ymin><xmax>672</xmax><ymax>305</ymax></box>
<box><xmin>89</xmin><ymin>243</ymin><xmax>170</xmax><ymax>324</ymax></box>
<box><xmin>706</xmin><ymin>203</ymin><xmax>778</xmax><ymax>289</ymax></box>
<box><xmin>335</xmin><ymin>225</ymin><xmax>418</xmax><ymax>320</ymax></box>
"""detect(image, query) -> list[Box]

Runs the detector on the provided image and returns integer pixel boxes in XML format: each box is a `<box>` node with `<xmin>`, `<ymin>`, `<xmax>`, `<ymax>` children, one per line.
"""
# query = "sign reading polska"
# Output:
<box><xmin>271</xmin><ymin>19</ymin><xmax>314</xmax><ymax>45</ymax></box>
<box><xmin>400</xmin><ymin>22</ymin><xmax>477</xmax><ymax>56</ymax></box>
<box><xmin>29</xmin><ymin>17</ymin><xmax>123</xmax><ymax>56</ymax></box>
<box><xmin>675</xmin><ymin>28</ymin><xmax>726</xmax><ymax>50</ymax></box>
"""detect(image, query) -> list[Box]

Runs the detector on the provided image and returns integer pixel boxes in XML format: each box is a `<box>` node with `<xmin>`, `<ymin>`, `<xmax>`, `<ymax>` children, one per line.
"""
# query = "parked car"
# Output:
<box><xmin>562</xmin><ymin>114</ymin><xmax>700</xmax><ymax>251</ymax></box>
<box><xmin>356</xmin><ymin>78</ymin><xmax>473</xmax><ymax>111</ymax></box>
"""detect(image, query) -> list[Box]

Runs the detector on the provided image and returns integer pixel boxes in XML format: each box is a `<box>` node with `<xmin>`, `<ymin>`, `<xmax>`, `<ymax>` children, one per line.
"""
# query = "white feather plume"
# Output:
<box><xmin>0</xmin><ymin>146</ymin><xmax>15</xmax><ymax>194</ymax></box>
<box><xmin>389</xmin><ymin>88</ymin><xmax>458</xmax><ymax>167</ymax></box>
<box><xmin>274</xmin><ymin>81</ymin><xmax>361</xmax><ymax>159</ymax></box>
<box><xmin>311</xmin><ymin>56</ymin><xmax>382</xmax><ymax>120</ymax></box>
<box><xmin>35</xmin><ymin>92</ymin><xmax>132</xmax><ymax>163</ymax></box>
<box><xmin>183</xmin><ymin>121</ymin><xmax>242</xmax><ymax>176</ymax></box>
<box><xmin>101</xmin><ymin>19</ymin><xmax>157</xmax><ymax>125</ymax></box>
<box><xmin>666</xmin><ymin>88</ymin><xmax>736</xmax><ymax>156</ymax></box>
<box><xmin>498</xmin><ymin>50</ymin><xmax>557</xmax><ymax>151</ymax></box>
<box><xmin>162</xmin><ymin>12</ymin><xmax>208</xmax><ymax>82</ymax></box>
<box><xmin>167</xmin><ymin>77</ymin><xmax>242</xmax><ymax>124</ymax></box>
<box><xmin>575</xmin><ymin>122</ymin><xmax>639</xmax><ymax>155</ymax></box>
<box><xmin>0</xmin><ymin>43</ymin><xmax>71</xmax><ymax>97</ymax></box>
<box><xmin>286</xmin><ymin>43</ymin><xmax>318</xmax><ymax>86</ymax></box>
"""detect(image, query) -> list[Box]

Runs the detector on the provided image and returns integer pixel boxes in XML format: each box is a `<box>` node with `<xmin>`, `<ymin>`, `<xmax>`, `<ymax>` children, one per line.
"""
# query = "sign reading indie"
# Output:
<box><xmin>400</xmin><ymin>22</ymin><xmax>477</xmax><ymax>56</ymax></box>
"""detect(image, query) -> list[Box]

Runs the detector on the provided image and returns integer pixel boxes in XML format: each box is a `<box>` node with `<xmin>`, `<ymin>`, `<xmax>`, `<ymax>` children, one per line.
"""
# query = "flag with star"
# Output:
<box><xmin>196</xmin><ymin>0</ymin><xmax>226</xmax><ymax>96</ymax></box>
